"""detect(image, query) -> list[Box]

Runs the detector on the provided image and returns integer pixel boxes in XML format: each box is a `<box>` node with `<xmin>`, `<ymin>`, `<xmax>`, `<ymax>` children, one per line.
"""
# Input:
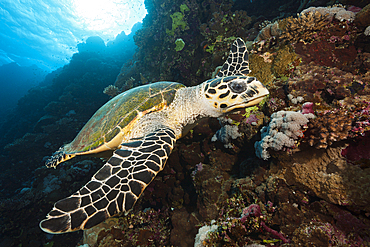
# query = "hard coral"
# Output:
<box><xmin>254</xmin><ymin>21</ymin><xmax>281</xmax><ymax>42</ymax></box>
<box><xmin>303</xmin><ymin>96</ymin><xmax>370</xmax><ymax>149</ymax></box>
<box><xmin>300</xmin><ymin>6</ymin><xmax>356</xmax><ymax>22</ymax></box>
<box><xmin>282</xmin><ymin>145</ymin><xmax>370</xmax><ymax>212</ymax></box>
<box><xmin>287</xmin><ymin>63</ymin><xmax>353</xmax><ymax>105</ymax></box>
<box><xmin>249</xmin><ymin>44</ymin><xmax>299</xmax><ymax>85</ymax></box>
<box><xmin>354</xmin><ymin>3</ymin><xmax>370</xmax><ymax>28</ymax></box>
<box><xmin>200</xmin><ymin>196</ymin><xmax>289</xmax><ymax>246</ymax></box>
<box><xmin>103</xmin><ymin>85</ymin><xmax>120</xmax><ymax>97</ymax></box>
<box><xmin>279</xmin><ymin>11</ymin><xmax>329</xmax><ymax>44</ymax></box>
<box><xmin>304</xmin><ymin>109</ymin><xmax>352</xmax><ymax>149</ymax></box>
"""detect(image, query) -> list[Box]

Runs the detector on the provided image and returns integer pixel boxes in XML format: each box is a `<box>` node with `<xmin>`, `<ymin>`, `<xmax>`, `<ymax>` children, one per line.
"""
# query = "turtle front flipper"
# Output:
<box><xmin>39</xmin><ymin>127</ymin><xmax>176</xmax><ymax>234</ymax></box>
<box><xmin>217</xmin><ymin>38</ymin><xmax>250</xmax><ymax>77</ymax></box>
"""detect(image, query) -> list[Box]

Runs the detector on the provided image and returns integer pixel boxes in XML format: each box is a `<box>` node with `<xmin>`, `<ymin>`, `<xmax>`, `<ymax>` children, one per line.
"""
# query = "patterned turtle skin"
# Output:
<box><xmin>40</xmin><ymin>38</ymin><xmax>269</xmax><ymax>234</ymax></box>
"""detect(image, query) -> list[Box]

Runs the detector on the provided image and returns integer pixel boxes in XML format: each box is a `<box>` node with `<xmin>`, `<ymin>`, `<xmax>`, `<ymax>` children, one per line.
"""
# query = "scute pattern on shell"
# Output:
<box><xmin>64</xmin><ymin>82</ymin><xmax>185</xmax><ymax>154</ymax></box>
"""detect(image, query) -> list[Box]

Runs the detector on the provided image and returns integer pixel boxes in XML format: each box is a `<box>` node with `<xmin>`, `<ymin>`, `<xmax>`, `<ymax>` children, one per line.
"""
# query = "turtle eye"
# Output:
<box><xmin>228</xmin><ymin>79</ymin><xmax>247</xmax><ymax>93</ymax></box>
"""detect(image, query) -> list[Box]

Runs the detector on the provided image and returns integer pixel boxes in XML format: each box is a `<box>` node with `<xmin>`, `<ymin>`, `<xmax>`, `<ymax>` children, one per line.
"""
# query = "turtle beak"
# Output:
<box><xmin>242</xmin><ymin>86</ymin><xmax>269</xmax><ymax>107</ymax></box>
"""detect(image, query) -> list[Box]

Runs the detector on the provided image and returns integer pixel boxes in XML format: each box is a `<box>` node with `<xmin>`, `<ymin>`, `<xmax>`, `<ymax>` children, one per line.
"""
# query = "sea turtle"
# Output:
<box><xmin>40</xmin><ymin>38</ymin><xmax>269</xmax><ymax>234</ymax></box>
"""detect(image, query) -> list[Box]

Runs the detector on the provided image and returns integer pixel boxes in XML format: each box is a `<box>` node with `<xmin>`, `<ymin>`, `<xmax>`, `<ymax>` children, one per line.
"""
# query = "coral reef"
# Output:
<box><xmin>166</xmin><ymin>5</ymin><xmax>190</xmax><ymax>36</ymax></box>
<box><xmin>1</xmin><ymin>0</ymin><xmax>370</xmax><ymax>246</ymax></box>
<box><xmin>211</xmin><ymin>117</ymin><xmax>242</xmax><ymax>148</ymax></box>
<box><xmin>103</xmin><ymin>85</ymin><xmax>120</xmax><ymax>97</ymax></box>
<box><xmin>254</xmin><ymin>21</ymin><xmax>281</xmax><ymax>42</ymax></box>
<box><xmin>249</xmin><ymin>44</ymin><xmax>300</xmax><ymax>85</ymax></box>
<box><xmin>287</xmin><ymin>63</ymin><xmax>356</xmax><ymax>104</ymax></box>
<box><xmin>80</xmin><ymin>208</ymin><xmax>171</xmax><ymax>247</ymax></box>
<box><xmin>280</xmin><ymin>144</ymin><xmax>370</xmax><ymax>212</ymax></box>
<box><xmin>198</xmin><ymin>194</ymin><xmax>290</xmax><ymax>246</ymax></box>
<box><xmin>200</xmin><ymin>10</ymin><xmax>252</xmax><ymax>45</ymax></box>
<box><xmin>304</xmin><ymin>109</ymin><xmax>353</xmax><ymax>148</ymax></box>
<box><xmin>174</xmin><ymin>38</ymin><xmax>185</xmax><ymax>51</ymax></box>
<box><xmin>300</xmin><ymin>6</ymin><xmax>356</xmax><ymax>22</ymax></box>
<box><xmin>279</xmin><ymin>11</ymin><xmax>329</xmax><ymax>44</ymax></box>
<box><xmin>255</xmin><ymin>110</ymin><xmax>315</xmax><ymax>160</ymax></box>
<box><xmin>194</xmin><ymin>224</ymin><xmax>218</xmax><ymax>247</ymax></box>
<box><xmin>354</xmin><ymin>3</ymin><xmax>370</xmax><ymax>28</ymax></box>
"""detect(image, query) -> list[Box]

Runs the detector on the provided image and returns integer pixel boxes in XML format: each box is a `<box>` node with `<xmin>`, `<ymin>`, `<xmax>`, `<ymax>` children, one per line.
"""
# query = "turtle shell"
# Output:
<box><xmin>62</xmin><ymin>81</ymin><xmax>185</xmax><ymax>155</ymax></box>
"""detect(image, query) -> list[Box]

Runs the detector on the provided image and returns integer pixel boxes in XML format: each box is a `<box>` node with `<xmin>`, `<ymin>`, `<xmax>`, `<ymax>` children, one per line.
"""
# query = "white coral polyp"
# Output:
<box><xmin>255</xmin><ymin>111</ymin><xmax>315</xmax><ymax>160</ymax></box>
<box><xmin>365</xmin><ymin>26</ymin><xmax>370</xmax><ymax>36</ymax></box>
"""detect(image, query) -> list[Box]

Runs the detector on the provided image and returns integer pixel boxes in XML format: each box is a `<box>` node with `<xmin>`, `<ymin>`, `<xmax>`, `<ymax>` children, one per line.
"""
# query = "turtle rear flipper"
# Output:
<box><xmin>39</xmin><ymin>127</ymin><xmax>176</xmax><ymax>233</ymax></box>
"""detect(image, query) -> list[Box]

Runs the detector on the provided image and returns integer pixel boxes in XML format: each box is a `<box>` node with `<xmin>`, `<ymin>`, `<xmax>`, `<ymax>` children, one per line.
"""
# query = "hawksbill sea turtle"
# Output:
<box><xmin>40</xmin><ymin>38</ymin><xmax>269</xmax><ymax>234</ymax></box>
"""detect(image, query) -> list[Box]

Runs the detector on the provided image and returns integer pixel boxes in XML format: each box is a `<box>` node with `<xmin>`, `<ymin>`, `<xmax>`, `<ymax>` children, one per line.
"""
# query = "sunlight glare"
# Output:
<box><xmin>71</xmin><ymin>0</ymin><xmax>145</xmax><ymax>38</ymax></box>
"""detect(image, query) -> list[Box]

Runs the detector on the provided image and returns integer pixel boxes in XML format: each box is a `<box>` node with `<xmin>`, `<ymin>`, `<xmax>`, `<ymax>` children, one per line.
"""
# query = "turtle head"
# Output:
<box><xmin>199</xmin><ymin>38</ymin><xmax>269</xmax><ymax>115</ymax></box>
<box><xmin>201</xmin><ymin>75</ymin><xmax>269</xmax><ymax>114</ymax></box>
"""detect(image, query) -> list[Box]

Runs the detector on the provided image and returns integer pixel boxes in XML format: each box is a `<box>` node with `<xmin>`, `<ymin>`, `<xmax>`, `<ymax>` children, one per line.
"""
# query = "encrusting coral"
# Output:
<box><xmin>287</xmin><ymin>62</ymin><xmax>354</xmax><ymax>104</ymax></box>
<box><xmin>300</xmin><ymin>6</ymin><xmax>356</xmax><ymax>22</ymax></box>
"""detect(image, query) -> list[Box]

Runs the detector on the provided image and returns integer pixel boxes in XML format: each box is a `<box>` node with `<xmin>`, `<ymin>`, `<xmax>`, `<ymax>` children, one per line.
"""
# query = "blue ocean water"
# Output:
<box><xmin>0</xmin><ymin>1</ymin><xmax>145</xmax><ymax>245</ymax></box>
<box><xmin>0</xmin><ymin>0</ymin><xmax>146</xmax><ymax>123</ymax></box>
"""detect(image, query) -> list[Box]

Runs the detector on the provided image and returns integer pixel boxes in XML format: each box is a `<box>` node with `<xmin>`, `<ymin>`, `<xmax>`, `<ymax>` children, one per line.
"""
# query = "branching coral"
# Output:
<box><xmin>301</xmin><ymin>95</ymin><xmax>370</xmax><ymax>149</ymax></box>
<box><xmin>304</xmin><ymin>109</ymin><xmax>353</xmax><ymax>149</ymax></box>
<box><xmin>114</xmin><ymin>76</ymin><xmax>135</xmax><ymax>93</ymax></box>
<box><xmin>103</xmin><ymin>85</ymin><xmax>120</xmax><ymax>97</ymax></box>
<box><xmin>279</xmin><ymin>11</ymin><xmax>329</xmax><ymax>44</ymax></box>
